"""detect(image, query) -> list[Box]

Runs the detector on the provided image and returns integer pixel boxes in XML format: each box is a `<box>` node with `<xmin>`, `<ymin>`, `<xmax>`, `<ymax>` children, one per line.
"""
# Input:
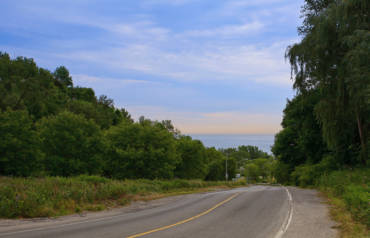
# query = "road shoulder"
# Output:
<box><xmin>283</xmin><ymin>187</ymin><xmax>338</xmax><ymax>238</ymax></box>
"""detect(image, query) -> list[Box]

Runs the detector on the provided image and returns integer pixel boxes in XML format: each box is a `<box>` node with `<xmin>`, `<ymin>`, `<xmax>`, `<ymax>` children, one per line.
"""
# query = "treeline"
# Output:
<box><xmin>0</xmin><ymin>52</ymin><xmax>269</xmax><ymax>180</ymax></box>
<box><xmin>219</xmin><ymin>146</ymin><xmax>274</xmax><ymax>183</ymax></box>
<box><xmin>272</xmin><ymin>0</ymin><xmax>369</xmax><ymax>185</ymax></box>
<box><xmin>272</xmin><ymin>1</ymin><xmax>369</xmax><ymax>229</ymax></box>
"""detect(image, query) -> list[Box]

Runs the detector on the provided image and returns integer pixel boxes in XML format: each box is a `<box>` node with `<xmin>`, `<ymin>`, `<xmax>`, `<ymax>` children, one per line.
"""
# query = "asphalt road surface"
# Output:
<box><xmin>0</xmin><ymin>186</ymin><xmax>337</xmax><ymax>238</ymax></box>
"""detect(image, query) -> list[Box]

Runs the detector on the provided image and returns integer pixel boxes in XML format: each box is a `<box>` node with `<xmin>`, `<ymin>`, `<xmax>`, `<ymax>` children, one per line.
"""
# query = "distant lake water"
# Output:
<box><xmin>189</xmin><ymin>134</ymin><xmax>275</xmax><ymax>154</ymax></box>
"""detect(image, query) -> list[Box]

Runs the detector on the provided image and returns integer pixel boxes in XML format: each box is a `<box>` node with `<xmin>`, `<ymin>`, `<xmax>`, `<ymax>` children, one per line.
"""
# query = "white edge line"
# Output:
<box><xmin>274</xmin><ymin>187</ymin><xmax>293</xmax><ymax>238</ymax></box>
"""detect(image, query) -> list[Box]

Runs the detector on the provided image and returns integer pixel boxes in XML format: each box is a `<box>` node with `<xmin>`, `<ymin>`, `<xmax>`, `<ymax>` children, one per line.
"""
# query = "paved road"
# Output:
<box><xmin>0</xmin><ymin>186</ymin><xmax>337</xmax><ymax>238</ymax></box>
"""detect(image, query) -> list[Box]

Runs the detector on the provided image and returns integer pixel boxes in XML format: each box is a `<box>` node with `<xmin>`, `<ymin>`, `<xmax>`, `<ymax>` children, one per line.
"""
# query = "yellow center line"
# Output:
<box><xmin>126</xmin><ymin>192</ymin><xmax>240</xmax><ymax>238</ymax></box>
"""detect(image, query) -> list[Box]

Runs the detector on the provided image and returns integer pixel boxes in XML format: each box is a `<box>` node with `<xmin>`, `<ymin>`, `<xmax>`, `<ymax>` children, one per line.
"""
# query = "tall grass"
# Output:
<box><xmin>288</xmin><ymin>166</ymin><xmax>369</xmax><ymax>237</ymax></box>
<box><xmin>317</xmin><ymin>169</ymin><xmax>369</xmax><ymax>229</ymax></box>
<box><xmin>0</xmin><ymin>176</ymin><xmax>245</xmax><ymax>218</ymax></box>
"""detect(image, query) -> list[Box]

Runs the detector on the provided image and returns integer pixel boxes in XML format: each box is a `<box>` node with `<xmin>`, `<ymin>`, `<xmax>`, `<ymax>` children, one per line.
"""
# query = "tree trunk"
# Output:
<box><xmin>356</xmin><ymin>112</ymin><xmax>367</xmax><ymax>165</ymax></box>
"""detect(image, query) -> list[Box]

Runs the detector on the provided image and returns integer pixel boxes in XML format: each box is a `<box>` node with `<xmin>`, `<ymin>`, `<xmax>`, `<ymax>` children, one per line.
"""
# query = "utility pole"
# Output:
<box><xmin>225</xmin><ymin>154</ymin><xmax>228</xmax><ymax>181</ymax></box>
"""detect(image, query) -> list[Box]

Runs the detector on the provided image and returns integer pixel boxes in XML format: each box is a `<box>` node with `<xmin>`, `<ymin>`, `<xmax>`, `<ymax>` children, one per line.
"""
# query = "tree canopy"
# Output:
<box><xmin>0</xmin><ymin>52</ymin><xmax>263</xmax><ymax>180</ymax></box>
<box><xmin>274</xmin><ymin>0</ymin><xmax>370</xmax><ymax>184</ymax></box>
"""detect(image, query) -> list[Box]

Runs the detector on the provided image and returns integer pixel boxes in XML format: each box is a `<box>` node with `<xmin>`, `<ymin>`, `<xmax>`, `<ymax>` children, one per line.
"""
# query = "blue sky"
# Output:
<box><xmin>0</xmin><ymin>0</ymin><xmax>303</xmax><ymax>134</ymax></box>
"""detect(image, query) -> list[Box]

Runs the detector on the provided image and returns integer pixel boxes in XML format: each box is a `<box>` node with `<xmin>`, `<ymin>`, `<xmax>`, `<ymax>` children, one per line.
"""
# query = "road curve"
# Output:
<box><xmin>0</xmin><ymin>186</ymin><xmax>337</xmax><ymax>238</ymax></box>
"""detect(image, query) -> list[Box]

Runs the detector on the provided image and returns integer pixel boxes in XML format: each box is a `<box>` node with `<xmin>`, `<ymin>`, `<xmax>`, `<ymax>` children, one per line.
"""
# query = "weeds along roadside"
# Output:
<box><xmin>316</xmin><ymin>169</ymin><xmax>369</xmax><ymax>238</ymax></box>
<box><xmin>0</xmin><ymin>176</ymin><xmax>246</xmax><ymax>219</ymax></box>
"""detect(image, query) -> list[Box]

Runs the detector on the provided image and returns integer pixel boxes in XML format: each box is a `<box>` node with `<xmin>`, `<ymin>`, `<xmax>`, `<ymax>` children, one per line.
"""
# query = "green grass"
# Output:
<box><xmin>316</xmin><ymin>168</ymin><xmax>369</xmax><ymax>237</ymax></box>
<box><xmin>0</xmin><ymin>175</ymin><xmax>246</xmax><ymax>218</ymax></box>
<box><xmin>322</xmin><ymin>191</ymin><xmax>369</xmax><ymax>238</ymax></box>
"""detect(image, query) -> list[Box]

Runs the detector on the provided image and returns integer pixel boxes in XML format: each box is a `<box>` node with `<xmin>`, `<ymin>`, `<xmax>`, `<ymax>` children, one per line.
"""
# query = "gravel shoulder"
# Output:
<box><xmin>284</xmin><ymin>187</ymin><xmax>338</xmax><ymax>238</ymax></box>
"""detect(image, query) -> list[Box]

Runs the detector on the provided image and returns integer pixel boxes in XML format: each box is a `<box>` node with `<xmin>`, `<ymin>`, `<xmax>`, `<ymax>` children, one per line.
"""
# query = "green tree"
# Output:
<box><xmin>205</xmin><ymin>147</ymin><xmax>225</xmax><ymax>181</ymax></box>
<box><xmin>69</xmin><ymin>87</ymin><xmax>97</xmax><ymax>103</ymax></box>
<box><xmin>95</xmin><ymin>95</ymin><xmax>119</xmax><ymax>129</ymax></box>
<box><xmin>220</xmin><ymin>145</ymin><xmax>269</xmax><ymax>170</ymax></box>
<box><xmin>244</xmin><ymin>158</ymin><xmax>275</xmax><ymax>183</ymax></box>
<box><xmin>244</xmin><ymin>163</ymin><xmax>259</xmax><ymax>183</ymax></box>
<box><xmin>175</xmin><ymin>136</ymin><xmax>208</xmax><ymax>179</ymax></box>
<box><xmin>0</xmin><ymin>110</ymin><xmax>43</xmax><ymax>176</ymax></box>
<box><xmin>0</xmin><ymin>53</ymin><xmax>68</xmax><ymax>119</ymax></box>
<box><xmin>272</xmin><ymin>91</ymin><xmax>327</xmax><ymax>167</ymax></box>
<box><xmin>273</xmin><ymin>161</ymin><xmax>291</xmax><ymax>184</ymax></box>
<box><xmin>238</xmin><ymin>145</ymin><xmax>269</xmax><ymax>160</ymax></box>
<box><xmin>113</xmin><ymin>108</ymin><xmax>133</xmax><ymax>125</ymax></box>
<box><xmin>105</xmin><ymin>121</ymin><xmax>179</xmax><ymax>179</ymax></box>
<box><xmin>37</xmin><ymin>111</ymin><xmax>105</xmax><ymax>176</ymax></box>
<box><xmin>286</xmin><ymin>0</ymin><xmax>370</xmax><ymax>165</ymax></box>
<box><xmin>205</xmin><ymin>147</ymin><xmax>237</xmax><ymax>181</ymax></box>
<box><xmin>54</xmin><ymin>66</ymin><xmax>73</xmax><ymax>88</ymax></box>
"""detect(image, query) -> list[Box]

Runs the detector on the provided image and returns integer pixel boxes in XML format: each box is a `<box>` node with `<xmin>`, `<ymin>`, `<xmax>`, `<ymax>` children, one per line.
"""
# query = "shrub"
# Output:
<box><xmin>317</xmin><ymin>168</ymin><xmax>369</xmax><ymax>227</ymax></box>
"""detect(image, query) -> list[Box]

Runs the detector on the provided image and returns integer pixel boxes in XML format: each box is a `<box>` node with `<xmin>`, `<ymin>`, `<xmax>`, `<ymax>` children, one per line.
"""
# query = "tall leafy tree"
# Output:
<box><xmin>175</xmin><ymin>136</ymin><xmax>208</xmax><ymax>179</ymax></box>
<box><xmin>286</xmin><ymin>0</ymin><xmax>370</xmax><ymax>164</ymax></box>
<box><xmin>205</xmin><ymin>147</ymin><xmax>236</xmax><ymax>181</ymax></box>
<box><xmin>105</xmin><ymin>120</ymin><xmax>179</xmax><ymax>179</ymax></box>
<box><xmin>0</xmin><ymin>53</ymin><xmax>68</xmax><ymax>119</ymax></box>
<box><xmin>69</xmin><ymin>86</ymin><xmax>97</xmax><ymax>103</ymax></box>
<box><xmin>272</xmin><ymin>90</ymin><xmax>328</xmax><ymax>168</ymax></box>
<box><xmin>244</xmin><ymin>158</ymin><xmax>276</xmax><ymax>183</ymax></box>
<box><xmin>37</xmin><ymin>111</ymin><xmax>105</xmax><ymax>176</ymax></box>
<box><xmin>0</xmin><ymin>110</ymin><xmax>43</xmax><ymax>176</ymax></box>
<box><xmin>54</xmin><ymin>66</ymin><xmax>73</xmax><ymax>88</ymax></box>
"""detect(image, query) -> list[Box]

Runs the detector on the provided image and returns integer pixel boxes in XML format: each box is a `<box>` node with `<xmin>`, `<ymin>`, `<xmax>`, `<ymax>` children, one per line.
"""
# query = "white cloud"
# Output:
<box><xmin>141</xmin><ymin>0</ymin><xmax>198</xmax><ymax>6</ymax></box>
<box><xmin>100</xmin><ymin>21</ymin><xmax>170</xmax><ymax>41</ymax></box>
<box><xmin>72</xmin><ymin>74</ymin><xmax>157</xmax><ymax>86</ymax></box>
<box><xmin>220</xmin><ymin>0</ymin><xmax>292</xmax><ymax>17</ymax></box>
<box><xmin>225</xmin><ymin>0</ymin><xmax>282</xmax><ymax>8</ymax></box>
<box><xmin>2</xmin><ymin>0</ymin><xmax>300</xmax><ymax>134</ymax></box>
<box><xmin>12</xmin><ymin>0</ymin><xmax>296</xmax><ymax>87</ymax></box>
<box><xmin>180</xmin><ymin>21</ymin><xmax>263</xmax><ymax>38</ymax></box>
<box><xmin>62</xmin><ymin>40</ymin><xmax>292</xmax><ymax>86</ymax></box>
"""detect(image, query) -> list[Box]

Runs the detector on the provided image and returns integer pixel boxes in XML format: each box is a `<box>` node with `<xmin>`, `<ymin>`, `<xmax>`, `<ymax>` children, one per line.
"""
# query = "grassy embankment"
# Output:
<box><xmin>0</xmin><ymin>176</ymin><xmax>245</xmax><ymax>219</ymax></box>
<box><xmin>316</xmin><ymin>168</ymin><xmax>369</xmax><ymax>238</ymax></box>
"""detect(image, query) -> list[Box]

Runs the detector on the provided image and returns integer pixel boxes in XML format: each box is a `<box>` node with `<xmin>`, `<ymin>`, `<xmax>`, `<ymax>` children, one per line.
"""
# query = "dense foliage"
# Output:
<box><xmin>37</xmin><ymin>111</ymin><xmax>106</xmax><ymax>176</ymax></box>
<box><xmin>272</xmin><ymin>0</ymin><xmax>369</xmax><ymax>228</ymax></box>
<box><xmin>0</xmin><ymin>52</ymin><xmax>268</xmax><ymax>180</ymax></box>
<box><xmin>244</xmin><ymin>157</ymin><xmax>276</xmax><ymax>183</ymax></box>
<box><xmin>105</xmin><ymin>119</ymin><xmax>179</xmax><ymax>179</ymax></box>
<box><xmin>0</xmin><ymin>110</ymin><xmax>43</xmax><ymax>176</ymax></box>
<box><xmin>273</xmin><ymin>0</ymin><xmax>369</xmax><ymax>184</ymax></box>
<box><xmin>317</xmin><ymin>168</ymin><xmax>369</xmax><ymax>228</ymax></box>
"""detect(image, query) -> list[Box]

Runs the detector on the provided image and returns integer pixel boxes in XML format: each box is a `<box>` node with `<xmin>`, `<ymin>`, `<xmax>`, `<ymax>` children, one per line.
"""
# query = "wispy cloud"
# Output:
<box><xmin>73</xmin><ymin>74</ymin><xmax>158</xmax><ymax>86</ymax></box>
<box><xmin>141</xmin><ymin>0</ymin><xmax>198</xmax><ymax>6</ymax></box>
<box><xmin>1</xmin><ymin>0</ymin><xmax>302</xmax><ymax>134</ymax></box>
<box><xmin>6</xmin><ymin>0</ymin><xmax>296</xmax><ymax>86</ymax></box>
<box><xmin>61</xmin><ymin>40</ymin><xmax>292</xmax><ymax>85</ymax></box>
<box><xmin>179</xmin><ymin>21</ymin><xmax>263</xmax><ymax>38</ymax></box>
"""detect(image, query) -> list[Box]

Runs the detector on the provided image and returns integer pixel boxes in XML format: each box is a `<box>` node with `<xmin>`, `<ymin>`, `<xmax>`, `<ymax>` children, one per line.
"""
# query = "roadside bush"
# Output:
<box><xmin>317</xmin><ymin>168</ymin><xmax>369</xmax><ymax>228</ymax></box>
<box><xmin>291</xmin><ymin>155</ymin><xmax>338</xmax><ymax>187</ymax></box>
